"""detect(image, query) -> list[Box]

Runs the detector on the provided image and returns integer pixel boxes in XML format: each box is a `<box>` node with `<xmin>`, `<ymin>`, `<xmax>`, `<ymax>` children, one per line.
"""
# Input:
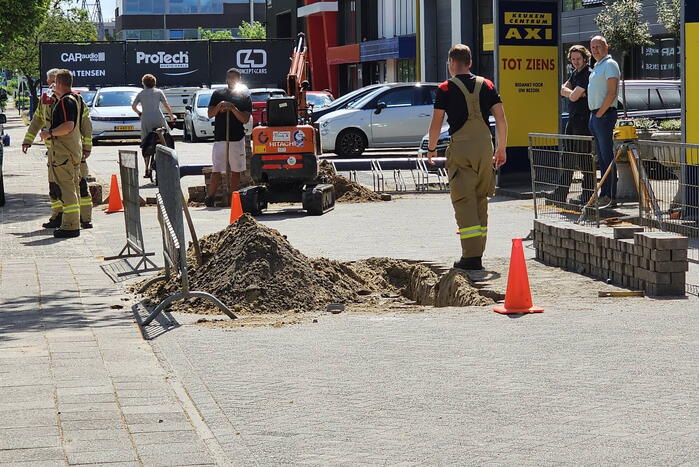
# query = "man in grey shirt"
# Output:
<box><xmin>587</xmin><ymin>36</ymin><xmax>620</xmax><ymax>208</ymax></box>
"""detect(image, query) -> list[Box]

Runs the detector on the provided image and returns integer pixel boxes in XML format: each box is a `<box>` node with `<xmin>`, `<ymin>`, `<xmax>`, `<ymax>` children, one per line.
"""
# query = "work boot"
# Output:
<box><xmin>204</xmin><ymin>196</ymin><xmax>215</xmax><ymax>207</ymax></box>
<box><xmin>81</xmin><ymin>221</ymin><xmax>93</xmax><ymax>229</ymax></box>
<box><xmin>54</xmin><ymin>229</ymin><xmax>80</xmax><ymax>238</ymax></box>
<box><xmin>42</xmin><ymin>214</ymin><xmax>62</xmax><ymax>229</ymax></box>
<box><xmin>453</xmin><ymin>256</ymin><xmax>483</xmax><ymax>271</ymax></box>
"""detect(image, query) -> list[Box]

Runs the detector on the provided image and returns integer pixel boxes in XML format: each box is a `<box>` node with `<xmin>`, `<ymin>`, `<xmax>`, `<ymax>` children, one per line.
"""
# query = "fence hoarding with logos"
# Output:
<box><xmin>40</xmin><ymin>39</ymin><xmax>293</xmax><ymax>88</ymax></box>
<box><xmin>40</xmin><ymin>42</ymin><xmax>126</xmax><ymax>87</ymax></box>
<box><xmin>125</xmin><ymin>40</ymin><xmax>210</xmax><ymax>87</ymax></box>
<box><xmin>209</xmin><ymin>40</ymin><xmax>293</xmax><ymax>88</ymax></box>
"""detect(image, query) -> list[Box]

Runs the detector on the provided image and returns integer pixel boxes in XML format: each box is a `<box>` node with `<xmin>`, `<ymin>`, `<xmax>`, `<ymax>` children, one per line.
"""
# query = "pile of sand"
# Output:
<box><xmin>319</xmin><ymin>161</ymin><xmax>383</xmax><ymax>203</ymax></box>
<box><xmin>139</xmin><ymin>214</ymin><xmax>494</xmax><ymax>316</ymax></box>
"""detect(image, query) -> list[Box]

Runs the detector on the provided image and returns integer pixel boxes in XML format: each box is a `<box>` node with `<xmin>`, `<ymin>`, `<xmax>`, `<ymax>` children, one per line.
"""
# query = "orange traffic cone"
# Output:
<box><xmin>105</xmin><ymin>174</ymin><xmax>123</xmax><ymax>213</ymax></box>
<box><xmin>229</xmin><ymin>191</ymin><xmax>243</xmax><ymax>224</ymax></box>
<box><xmin>493</xmin><ymin>238</ymin><xmax>544</xmax><ymax>314</ymax></box>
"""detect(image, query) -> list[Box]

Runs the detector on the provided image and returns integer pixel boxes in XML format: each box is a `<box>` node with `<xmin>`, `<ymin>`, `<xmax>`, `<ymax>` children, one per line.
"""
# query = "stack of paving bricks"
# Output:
<box><xmin>533</xmin><ymin>219</ymin><xmax>688</xmax><ymax>296</ymax></box>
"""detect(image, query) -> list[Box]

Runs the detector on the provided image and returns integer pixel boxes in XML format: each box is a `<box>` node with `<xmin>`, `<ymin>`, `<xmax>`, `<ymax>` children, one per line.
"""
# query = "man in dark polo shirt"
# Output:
<box><xmin>426</xmin><ymin>44</ymin><xmax>508</xmax><ymax>271</ymax></box>
<box><xmin>549</xmin><ymin>45</ymin><xmax>594</xmax><ymax>204</ymax></box>
<box><xmin>205</xmin><ymin>68</ymin><xmax>252</xmax><ymax>207</ymax></box>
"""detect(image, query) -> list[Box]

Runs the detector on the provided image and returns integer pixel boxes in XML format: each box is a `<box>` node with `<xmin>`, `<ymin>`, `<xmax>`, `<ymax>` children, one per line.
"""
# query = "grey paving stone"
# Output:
<box><xmin>130</xmin><ymin>430</ymin><xmax>199</xmax><ymax>446</ymax></box>
<box><xmin>61</xmin><ymin>428</ymin><xmax>131</xmax><ymax>442</ymax></box>
<box><xmin>64</xmin><ymin>449</ymin><xmax>138</xmax><ymax>465</ymax></box>
<box><xmin>0</xmin><ymin>434</ymin><xmax>61</xmax><ymax>450</ymax></box>
<box><xmin>137</xmin><ymin>451</ymin><xmax>214</xmax><ymax>466</ymax></box>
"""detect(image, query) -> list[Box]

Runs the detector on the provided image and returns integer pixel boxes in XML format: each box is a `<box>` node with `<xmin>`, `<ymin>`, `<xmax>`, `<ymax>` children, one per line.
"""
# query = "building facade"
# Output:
<box><xmin>419</xmin><ymin>0</ymin><xmax>494</xmax><ymax>83</ymax></box>
<box><xmin>562</xmin><ymin>0</ymin><xmax>680</xmax><ymax>80</ymax></box>
<box><xmin>266</xmin><ymin>0</ymin><xmax>305</xmax><ymax>38</ymax></box>
<box><xmin>116</xmin><ymin>0</ymin><xmax>266</xmax><ymax>40</ymax></box>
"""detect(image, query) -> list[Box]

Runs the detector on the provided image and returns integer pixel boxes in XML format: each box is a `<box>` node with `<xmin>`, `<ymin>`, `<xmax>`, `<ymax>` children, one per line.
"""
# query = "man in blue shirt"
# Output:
<box><xmin>587</xmin><ymin>36</ymin><xmax>620</xmax><ymax>208</ymax></box>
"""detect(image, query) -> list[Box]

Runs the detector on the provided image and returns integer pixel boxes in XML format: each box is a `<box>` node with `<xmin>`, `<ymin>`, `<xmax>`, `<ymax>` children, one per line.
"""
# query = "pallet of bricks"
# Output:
<box><xmin>533</xmin><ymin>219</ymin><xmax>688</xmax><ymax>296</ymax></box>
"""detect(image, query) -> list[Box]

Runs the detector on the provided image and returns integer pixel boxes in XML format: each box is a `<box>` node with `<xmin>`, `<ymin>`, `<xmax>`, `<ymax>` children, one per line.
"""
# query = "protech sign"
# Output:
<box><xmin>40</xmin><ymin>42</ymin><xmax>126</xmax><ymax>86</ymax></box>
<box><xmin>125</xmin><ymin>41</ymin><xmax>209</xmax><ymax>86</ymax></box>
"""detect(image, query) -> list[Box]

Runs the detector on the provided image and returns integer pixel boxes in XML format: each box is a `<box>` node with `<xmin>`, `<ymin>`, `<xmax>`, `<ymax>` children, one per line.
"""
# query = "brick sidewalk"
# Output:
<box><xmin>0</xmin><ymin>120</ymin><xmax>223</xmax><ymax>466</ymax></box>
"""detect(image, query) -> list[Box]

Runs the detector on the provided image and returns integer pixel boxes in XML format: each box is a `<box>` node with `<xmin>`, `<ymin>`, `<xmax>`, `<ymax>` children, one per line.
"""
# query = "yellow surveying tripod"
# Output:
<box><xmin>577</xmin><ymin>120</ymin><xmax>663</xmax><ymax>223</ymax></box>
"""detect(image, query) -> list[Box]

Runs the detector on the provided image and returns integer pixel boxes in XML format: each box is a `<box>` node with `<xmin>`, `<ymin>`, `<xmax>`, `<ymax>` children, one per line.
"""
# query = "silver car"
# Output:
<box><xmin>90</xmin><ymin>86</ymin><xmax>142</xmax><ymax>143</ymax></box>
<box><xmin>318</xmin><ymin>83</ymin><xmax>439</xmax><ymax>157</ymax></box>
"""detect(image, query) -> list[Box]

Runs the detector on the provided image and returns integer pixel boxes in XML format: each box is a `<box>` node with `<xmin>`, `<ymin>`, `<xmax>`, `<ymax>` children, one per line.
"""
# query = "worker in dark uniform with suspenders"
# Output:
<box><xmin>426</xmin><ymin>44</ymin><xmax>508</xmax><ymax>271</ymax></box>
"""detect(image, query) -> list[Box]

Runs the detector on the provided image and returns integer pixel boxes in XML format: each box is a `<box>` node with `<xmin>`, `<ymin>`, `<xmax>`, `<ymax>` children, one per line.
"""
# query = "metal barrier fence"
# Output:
<box><xmin>635</xmin><ymin>140</ymin><xmax>699</xmax><ymax>295</ymax></box>
<box><xmin>138</xmin><ymin>145</ymin><xmax>235</xmax><ymax>326</ymax></box>
<box><xmin>105</xmin><ymin>150</ymin><xmax>158</xmax><ymax>276</ymax></box>
<box><xmin>329</xmin><ymin>157</ymin><xmax>449</xmax><ymax>193</ymax></box>
<box><xmin>529</xmin><ymin>133</ymin><xmax>699</xmax><ymax>296</ymax></box>
<box><xmin>529</xmin><ymin>133</ymin><xmax>600</xmax><ymax>226</ymax></box>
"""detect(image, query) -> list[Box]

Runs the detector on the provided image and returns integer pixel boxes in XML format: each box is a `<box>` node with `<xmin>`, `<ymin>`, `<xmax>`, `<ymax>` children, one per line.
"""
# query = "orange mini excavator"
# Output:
<box><xmin>239</xmin><ymin>33</ymin><xmax>335</xmax><ymax>215</ymax></box>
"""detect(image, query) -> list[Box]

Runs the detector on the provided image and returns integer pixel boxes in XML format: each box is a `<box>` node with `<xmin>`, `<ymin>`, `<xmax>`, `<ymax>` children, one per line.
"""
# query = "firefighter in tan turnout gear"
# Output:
<box><xmin>22</xmin><ymin>69</ymin><xmax>93</xmax><ymax>229</ymax></box>
<box><xmin>426</xmin><ymin>45</ymin><xmax>508</xmax><ymax>271</ymax></box>
<box><xmin>38</xmin><ymin>70</ymin><xmax>83</xmax><ymax>238</ymax></box>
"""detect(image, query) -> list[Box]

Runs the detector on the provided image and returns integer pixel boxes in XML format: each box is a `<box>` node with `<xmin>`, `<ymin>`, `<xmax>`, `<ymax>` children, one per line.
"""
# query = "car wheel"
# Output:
<box><xmin>335</xmin><ymin>129</ymin><xmax>367</xmax><ymax>157</ymax></box>
<box><xmin>190</xmin><ymin>123</ymin><xmax>200</xmax><ymax>143</ymax></box>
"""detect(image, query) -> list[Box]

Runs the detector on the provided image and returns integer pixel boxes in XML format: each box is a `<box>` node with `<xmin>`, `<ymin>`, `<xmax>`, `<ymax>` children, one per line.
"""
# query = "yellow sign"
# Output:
<box><xmin>686</xmin><ymin>22</ymin><xmax>699</xmax><ymax>152</ymax></box>
<box><xmin>504</xmin><ymin>12</ymin><xmax>552</xmax><ymax>25</ymax></box>
<box><xmin>498</xmin><ymin>45</ymin><xmax>559</xmax><ymax>147</ymax></box>
<box><xmin>482</xmin><ymin>24</ymin><xmax>494</xmax><ymax>52</ymax></box>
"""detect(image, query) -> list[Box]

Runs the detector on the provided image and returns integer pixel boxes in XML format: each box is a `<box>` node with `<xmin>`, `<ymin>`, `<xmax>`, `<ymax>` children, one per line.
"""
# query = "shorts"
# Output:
<box><xmin>212</xmin><ymin>139</ymin><xmax>246</xmax><ymax>173</ymax></box>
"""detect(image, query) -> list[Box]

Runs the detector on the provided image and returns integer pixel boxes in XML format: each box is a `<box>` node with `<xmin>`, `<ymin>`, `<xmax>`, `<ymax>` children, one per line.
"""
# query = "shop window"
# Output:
<box><xmin>169</xmin><ymin>29</ymin><xmax>184</xmax><ymax>40</ymax></box>
<box><xmin>397</xmin><ymin>59</ymin><xmax>415</xmax><ymax>82</ymax></box>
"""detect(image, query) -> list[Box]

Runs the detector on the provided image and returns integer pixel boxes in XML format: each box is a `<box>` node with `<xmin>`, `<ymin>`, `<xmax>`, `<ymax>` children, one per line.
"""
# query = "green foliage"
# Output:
<box><xmin>656</xmin><ymin>0</ymin><xmax>681</xmax><ymax>39</ymax></box>
<box><xmin>238</xmin><ymin>21</ymin><xmax>266</xmax><ymax>39</ymax></box>
<box><xmin>0</xmin><ymin>0</ymin><xmax>50</xmax><ymax>49</ymax></box>
<box><xmin>0</xmin><ymin>7</ymin><xmax>97</xmax><ymax>83</ymax></box>
<box><xmin>15</xmin><ymin>95</ymin><xmax>30</xmax><ymax>110</ymax></box>
<box><xmin>199</xmin><ymin>28</ymin><xmax>234</xmax><ymax>40</ymax></box>
<box><xmin>633</xmin><ymin>118</ymin><xmax>656</xmax><ymax>130</ymax></box>
<box><xmin>657</xmin><ymin>119</ymin><xmax>681</xmax><ymax>132</ymax></box>
<box><xmin>594</xmin><ymin>0</ymin><xmax>652</xmax><ymax>55</ymax></box>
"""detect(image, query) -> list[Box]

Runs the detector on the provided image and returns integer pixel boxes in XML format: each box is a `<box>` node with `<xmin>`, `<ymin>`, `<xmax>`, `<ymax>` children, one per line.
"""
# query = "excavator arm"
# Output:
<box><xmin>287</xmin><ymin>33</ymin><xmax>310</xmax><ymax>121</ymax></box>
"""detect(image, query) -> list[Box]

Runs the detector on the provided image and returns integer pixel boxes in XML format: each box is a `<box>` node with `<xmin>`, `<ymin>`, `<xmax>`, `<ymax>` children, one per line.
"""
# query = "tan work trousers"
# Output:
<box><xmin>49</xmin><ymin>151</ymin><xmax>81</xmax><ymax>230</ymax></box>
<box><xmin>445</xmin><ymin>76</ymin><xmax>495</xmax><ymax>259</ymax></box>
<box><xmin>79</xmin><ymin>157</ymin><xmax>92</xmax><ymax>222</ymax></box>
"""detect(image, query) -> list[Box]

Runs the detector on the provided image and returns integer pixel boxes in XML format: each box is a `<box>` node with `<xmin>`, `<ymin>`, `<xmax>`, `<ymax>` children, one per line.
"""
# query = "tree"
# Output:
<box><xmin>198</xmin><ymin>28</ymin><xmax>234</xmax><ymax>40</ymax></box>
<box><xmin>594</xmin><ymin>0</ymin><xmax>652</xmax><ymax>117</ymax></box>
<box><xmin>656</xmin><ymin>0</ymin><xmax>681</xmax><ymax>39</ymax></box>
<box><xmin>0</xmin><ymin>0</ymin><xmax>51</xmax><ymax>50</ymax></box>
<box><xmin>238</xmin><ymin>21</ymin><xmax>266</xmax><ymax>39</ymax></box>
<box><xmin>0</xmin><ymin>7</ymin><xmax>96</xmax><ymax>111</ymax></box>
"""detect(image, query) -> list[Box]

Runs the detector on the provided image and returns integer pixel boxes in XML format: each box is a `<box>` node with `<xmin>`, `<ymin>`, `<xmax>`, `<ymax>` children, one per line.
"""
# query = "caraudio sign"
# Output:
<box><xmin>40</xmin><ymin>42</ymin><xmax>126</xmax><ymax>86</ymax></box>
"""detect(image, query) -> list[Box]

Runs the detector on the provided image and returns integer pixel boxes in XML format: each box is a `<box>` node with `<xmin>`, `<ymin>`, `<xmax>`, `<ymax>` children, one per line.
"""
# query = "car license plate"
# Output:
<box><xmin>114</xmin><ymin>125</ymin><xmax>134</xmax><ymax>131</ymax></box>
